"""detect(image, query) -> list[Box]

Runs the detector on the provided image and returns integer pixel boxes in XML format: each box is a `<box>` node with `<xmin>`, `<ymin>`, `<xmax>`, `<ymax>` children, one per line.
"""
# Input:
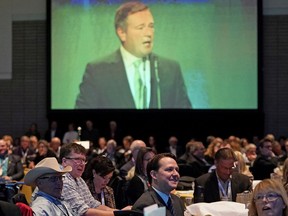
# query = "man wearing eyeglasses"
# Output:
<box><xmin>24</xmin><ymin>157</ymin><xmax>73</xmax><ymax>215</ymax></box>
<box><xmin>60</xmin><ymin>143</ymin><xmax>131</xmax><ymax>216</ymax></box>
<box><xmin>194</xmin><ymin>148</ymin><xmax>252</xmax><ymax>203</ymax></box>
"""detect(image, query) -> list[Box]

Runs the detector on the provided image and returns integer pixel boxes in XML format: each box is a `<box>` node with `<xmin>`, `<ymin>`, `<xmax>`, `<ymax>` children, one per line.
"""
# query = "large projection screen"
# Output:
<box><xmin>50</xmin><ymin>0</ymin><xmax>259</xmax><ymax>110</ymax></box>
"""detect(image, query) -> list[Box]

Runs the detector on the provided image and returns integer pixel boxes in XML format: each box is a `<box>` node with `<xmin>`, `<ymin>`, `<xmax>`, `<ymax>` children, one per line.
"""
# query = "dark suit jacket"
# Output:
<box><xmin>178</xmin><ymin>154</ymin><xmax>210</xmax><ymax>178</ymax></box>
<box><xmin>12</xmin><ymin>147</ymin><xmax>35</xmax><ymax>167</ymax></box>
<box><xmin>126</xmin><ymin>175</ymin><xmax>146</xmax><ymax>205</ymax></box>
<box><xmin>194</xmin><ymin>171</ymin><xmax>252</xmax><ymax>203</ymax></box>
<box><xmin>250</xmin><ymin>155</ymin><xmax>278</xmax><ymax>180</ymax></box>
<box><xmin>6</xmin><ymin>154</ymin><xmax>24</xmax><ymax>181</ymax></box>
<box><xmin>132</xmin><ymin>188</ymin><xmax>185</xmax><ymax>216</ymax></box>
<box><xmin>44</xmin><ymin>129</ymin><xmax>63</xmax><ymax>142</ymax></box>
<box><xmin>165</xmin><ymin>146</ymin><xmax>183</xmax><ymax>159</ymax></box>
<box><xmin>75</xmin><ymin>50</ymin><xmax>192</xmax><ymax>109</ymax></box>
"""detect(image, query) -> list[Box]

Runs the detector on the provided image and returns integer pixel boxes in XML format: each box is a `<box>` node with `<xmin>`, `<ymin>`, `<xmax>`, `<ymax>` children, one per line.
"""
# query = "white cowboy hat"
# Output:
<box><xmin>24</xmin><ymin>157</ymin><xmax>72</xmax><ymax>186</ymax></box>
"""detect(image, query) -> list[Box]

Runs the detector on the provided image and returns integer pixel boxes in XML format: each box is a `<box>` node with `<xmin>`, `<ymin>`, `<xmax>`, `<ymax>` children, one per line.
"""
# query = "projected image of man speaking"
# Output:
<box><xmin>75</xmin><ymin>1</ymin><xmax>192</xmax><ymax>109</ymax></box>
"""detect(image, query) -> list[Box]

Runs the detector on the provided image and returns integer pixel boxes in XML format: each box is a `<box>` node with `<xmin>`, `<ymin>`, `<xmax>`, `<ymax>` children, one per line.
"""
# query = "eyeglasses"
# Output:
<box><xmin>65</xmin><ymin>157</ymin><xmax>87</xmax><ymax>165</ymax></box>
<box><xmin>254</xmin><ymin>193</ymin><xmax>281</xmax><ymax>203</ymax></box>
<box><xmin>39</xmin><ymin>175</ymin><xmax>65</xmax><ymax>183</ymax></box>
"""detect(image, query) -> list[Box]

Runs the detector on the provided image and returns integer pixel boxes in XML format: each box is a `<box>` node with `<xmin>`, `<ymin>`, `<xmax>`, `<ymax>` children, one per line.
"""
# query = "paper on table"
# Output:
<box><xmin>144</xmin><ymin>204</ymin><xmax>166</xmax><ymax>216</ymax></box>
<box><xmin>186</xmin><ymin>201</ymin><xmax>248</xmax><ymax>216</ymax></box>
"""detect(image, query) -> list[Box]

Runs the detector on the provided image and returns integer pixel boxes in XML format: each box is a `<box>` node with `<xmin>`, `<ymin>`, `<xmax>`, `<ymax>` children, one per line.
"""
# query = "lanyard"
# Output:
<box><xmin>0</xmin><ymin>157</ymin><xmax>8</xmax><ymax>176</ymax></box>
<box><xmin>100</xmin><ymin>190</ymin><xmax>105</xmax><ymax>205</ymax></box>
<box><xmin>217</xmin><ymin>178</ymin><xmax>232</xmax><ymax>201</ymax></box>
<box><xmin>0</xmin><ymin>157</ymin><xmax>8</xmax><ymax>167</ymax></box>
<box><xmin>21</xmin><ymin>149</ymin><xmax>28</xmax><ymax>163</ymax></box>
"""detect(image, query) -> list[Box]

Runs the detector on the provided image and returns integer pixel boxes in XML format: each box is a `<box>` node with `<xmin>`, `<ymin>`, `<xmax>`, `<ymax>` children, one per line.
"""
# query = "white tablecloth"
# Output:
<box><xmin>186</xmin><ymin>201</ymin><xmax>248</xmax><ymax>216</ymax></box>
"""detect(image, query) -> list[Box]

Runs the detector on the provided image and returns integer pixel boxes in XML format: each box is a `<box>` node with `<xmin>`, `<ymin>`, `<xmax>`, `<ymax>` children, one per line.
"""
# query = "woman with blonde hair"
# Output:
<box><xmin>234</xmin><ymin>150</ymin><xmax>254</xmax><ymax>181</ymax></box>
<box><xmin>249</xmin><ymin>179</ymin><xmax>288</xmax><ymax>216</ymax></box>
<box><xmin>204</xmin><ymin>137</ymin><xmax>223</xmax><ymax>165</ymax></box>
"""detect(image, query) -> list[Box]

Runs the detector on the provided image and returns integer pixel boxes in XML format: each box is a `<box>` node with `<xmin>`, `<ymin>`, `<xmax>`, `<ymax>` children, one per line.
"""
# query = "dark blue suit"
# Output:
<box><xmin>75</xmin><ymin>50</ymin><xmax>191</xmax><ymax>109</ymax></box>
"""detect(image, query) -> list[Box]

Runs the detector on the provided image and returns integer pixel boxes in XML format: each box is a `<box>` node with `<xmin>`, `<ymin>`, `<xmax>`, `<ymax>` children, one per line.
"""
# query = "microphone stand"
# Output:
<box><xmin>154</xmin><ymin>56</ymin><xmax>161</xmax><ymax>109</ymax></box>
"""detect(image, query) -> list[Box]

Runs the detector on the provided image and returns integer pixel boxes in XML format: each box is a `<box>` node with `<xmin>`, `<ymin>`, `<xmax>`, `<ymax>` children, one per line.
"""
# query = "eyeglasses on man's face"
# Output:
<box><xmin>65</xmin><ymin>157</ymin><xmax>87</xmax><ymax>165</ymax></box>
<box><xmin>254</xmin><ymin>192</ymin><xmax>281</xmax><ymax>203</ymax></box>
<box><xmin>39</xmin><ymin>175</ymin><xmax>65</xmax><ymax>183</ymax></box>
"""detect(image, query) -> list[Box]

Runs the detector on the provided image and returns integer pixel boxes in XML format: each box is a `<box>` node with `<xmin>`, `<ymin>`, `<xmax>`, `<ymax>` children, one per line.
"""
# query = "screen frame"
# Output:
<box><xmin>46</xmin><ymin>0</ymin><xmax>264</xmax><ymax>141</ymax></box>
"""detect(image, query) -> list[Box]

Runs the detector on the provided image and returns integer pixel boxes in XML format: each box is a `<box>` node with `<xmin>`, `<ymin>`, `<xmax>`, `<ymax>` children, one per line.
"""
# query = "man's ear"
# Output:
<box><xmin>92</xmin><ymin>169</ymin><xmax>96</xmax><ymax>177</ymax></box>
<box><xmin>116</xmin><ymin>27</ymin><xmax>126</xmax><ymax>43</ymax></box>
<box><xmin>62</xmin><ymin>158</ymin><xmax>67</xmax><ymax>167</ymax></box>
<box><xmin>150</xmin><ymin>170</ymin><xmax>157</xmax><ymax>180</ymax></box>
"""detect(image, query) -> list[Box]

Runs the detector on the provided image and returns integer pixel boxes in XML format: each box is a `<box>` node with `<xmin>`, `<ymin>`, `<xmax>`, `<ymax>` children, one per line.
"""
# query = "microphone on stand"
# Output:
<box><xmin>154</xmin><ymin>56</ymin><xmax>161</xmax><ymax>109</ymax></box>
<box><xmin>142</xmin><ymin>56</ymin><xmax>148</xmax><ymax>109</ymax></box>
<box><xmin>143</xmin><ymin>56</ymin><xmax>147</xmax><ymax>71</ymax></box>
<box><xmin>77</xmin><ymin>127</ymin><xmax>82</xmax><ymax>141</ymax></box>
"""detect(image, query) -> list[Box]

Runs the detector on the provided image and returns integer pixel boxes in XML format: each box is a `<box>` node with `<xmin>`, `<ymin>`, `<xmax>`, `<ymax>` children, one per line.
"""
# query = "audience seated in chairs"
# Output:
<box><xmin>194</xmin><ymin>148</ymin><xmax>252</xmax><ymax>203</ymax></box>
<box><xmin>60</xmin><ymin>143</ymin><xmax>131</xmax><ymax>216</ymax></box>
<box><xmin>250</xmin><ymin>138</ymin><xmax>278</xmax><ymax>180</ymax></box>
<box><xmin>101</xmin><ymin>139</ymin><xmax>123</xmax><ymax>172</ymax></box>
<box><xmin>234</xmin><ymin>150</ymin><xmax>254</xmax><ymax>181</ymax></box>
<box><xmin>117</xmin><ymin>136</ymin><xmax>134</xmax><ymax>173</ymax></box>
<box><xmin>28</xmin><ymin>139</ymin><xmax>57</xmax><ymax>169</ymax></box>
<box><xmin>119</xmin><ymin>140</ymin><xmax>146</xmax><ymax>180</ymax></box>
<box><xmin>84</xmin><ymin>155</ymin><xmax>116</xmax><ymax>209</ymax></box>
<box><xmin>13</xmin><ymin>135</ymin><xmax>35</xmax><ymax>167</ymax></box>
<box><xmin>0</xmin><ymin>139</ymin><xmax>24</xmax><ymax>181</ymax></box>
<box><xmin>0</xmin><ymin>139</ymin><xmax>24</xmax><ymax>203</ymax></box>
<box><xmin>204</xmin><ymin>137</ymin><xmax>223</xmax><ymax>166</ymax></box>
<box><xmin>2</xmin><ymin>135</ymin><xmax>14</xmax><ymax>155</ymax></box>
<box><xmin>272</xmin><ymin>140</ymin><xmax>287</xmax><ymax>164</ymax></box>
<box><xmin>126</xmin><ymin>147</ymin><xmax>155</xmax><ymax>205</ymax></box>
<box><xmin>243</xmin><ymin>143</ymin><xmax>257</xmax><ymax>166</ymax></box>
<box><xmin>178</xmin><ymin>141</ymin><xmax>211</xmax><ymax>178</ymax></box>
<box><xmin>62</xmin><ymin>123</ymin><xmax>78</xmax><ymax>145</ymax></box>
<box><xmin>24</xmin><ymin>157</ymin><xmax>73</xmax><ymax>215</ymax></box>
<box><xmin>50</xmin><ymin>137</ymin><xmax>62</xmax><ymax>159</ymax></box>
<box><xmin>132</xmin><ymin>153</ymin><xmax>186</xmax><ymax>215</ymax></box>
<box><xmin>96</xmin><ymin>137</ymin><xmax>108</xmax><ymax>155</ymax></box>
<box><xmin>165</xmin><ymin>136</ymin><xmax>183</xmax><ymax>159</ymax></box>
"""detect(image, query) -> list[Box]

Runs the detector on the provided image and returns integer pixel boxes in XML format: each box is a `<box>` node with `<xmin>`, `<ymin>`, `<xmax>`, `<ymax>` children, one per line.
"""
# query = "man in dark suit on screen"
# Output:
<box><xmin>132</xmin><ymin>153</ymin><xmax>185</xmax><ymax>216</ymax></box>
<box><xmin>75</xmin><ymin>1</ymin><xmax>191</xmax><ymax>109</ymax></box>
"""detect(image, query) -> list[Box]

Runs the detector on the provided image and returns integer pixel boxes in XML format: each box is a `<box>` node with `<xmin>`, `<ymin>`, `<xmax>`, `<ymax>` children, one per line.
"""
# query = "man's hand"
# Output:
<box><xmin>121</xmin><ymin>205</ymin><xmax>132</xmax><ymax>211</ymax></box>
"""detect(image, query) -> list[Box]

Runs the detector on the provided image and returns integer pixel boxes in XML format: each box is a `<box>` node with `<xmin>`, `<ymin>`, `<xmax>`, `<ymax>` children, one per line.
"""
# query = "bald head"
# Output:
<box><xmin>50</xmin><ymin>137</ymin><xmax>61</xmax><ymax>152</ymax></box>
<box><xmin>130</xmin><ymin>140</ymin><xmax>146</xmax><ymax>160</ymax></box>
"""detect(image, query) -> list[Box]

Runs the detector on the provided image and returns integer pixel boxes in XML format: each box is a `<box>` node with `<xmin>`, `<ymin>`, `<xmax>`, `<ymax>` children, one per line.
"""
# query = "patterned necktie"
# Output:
<box><xmin>167</xmin><ymin>197</ymin><xmax>174</xmax><ymax>216</ymax></box>
<box><xmin>133</xmin><ymin>60</ymin><xmax>143</xmax><ymax>109</ymax></box>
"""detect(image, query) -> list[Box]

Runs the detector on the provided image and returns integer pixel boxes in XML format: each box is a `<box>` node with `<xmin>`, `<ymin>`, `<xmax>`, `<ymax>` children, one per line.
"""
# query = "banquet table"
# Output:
<box><xmin>185</xmin><ymin>201</ymin><xmax>248</xmax><ymax>216</ymax></box>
